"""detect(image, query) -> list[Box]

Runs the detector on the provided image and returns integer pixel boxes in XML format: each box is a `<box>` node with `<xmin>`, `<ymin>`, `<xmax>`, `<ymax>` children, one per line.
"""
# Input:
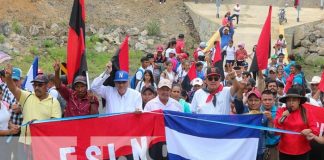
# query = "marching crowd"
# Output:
<box><xmin>0</xmin><ymin>6</ymin><xmax>324</xmax><ymax>160</ymax></box>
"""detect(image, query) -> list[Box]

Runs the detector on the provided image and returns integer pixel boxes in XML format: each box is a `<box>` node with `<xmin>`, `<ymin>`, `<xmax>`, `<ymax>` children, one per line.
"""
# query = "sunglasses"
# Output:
<box><xmin>207</xmin><ymin>76</ymin><xmax>220</xmax><ymax>81</ymax></box>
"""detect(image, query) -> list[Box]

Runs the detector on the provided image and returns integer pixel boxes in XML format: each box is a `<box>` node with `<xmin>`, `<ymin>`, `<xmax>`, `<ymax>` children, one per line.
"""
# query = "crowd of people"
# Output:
<box><xmin>0</xmin><ymin>4</ymin><xmax>324</xmax><ymax>160</ymax></box>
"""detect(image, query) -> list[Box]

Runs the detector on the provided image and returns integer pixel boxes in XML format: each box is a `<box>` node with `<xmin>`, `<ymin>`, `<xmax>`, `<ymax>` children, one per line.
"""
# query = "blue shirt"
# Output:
<box><xmin>261</xmin><ymin>105</ymin><xmax>280</xmax><ymax>146</ymax></box>
<box><xmin>284</xmin><ymin>61</ymin><xmax>296</xmax><ymax>75</ymax></box>
<box><xmin>293</xmin><ymin>73</ymin><xmax>303</xmax><ymax>85</ymax></box>
<box><xmin>197</xmin><ymin>71</ymin><xmax>205</xmax><ymax>80</ymax></box>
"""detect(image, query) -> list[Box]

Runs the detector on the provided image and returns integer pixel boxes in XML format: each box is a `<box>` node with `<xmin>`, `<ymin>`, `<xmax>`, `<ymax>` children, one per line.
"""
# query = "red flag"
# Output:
<box><xmin>181</xmin><ymin>62</ymin><xmax>197</xmax><ymax>92</ymax></box>
<box><xmin>318</xmin><ymin>70</ymin><xmax>324</xmax><ymax>92</ymax></box>
<box><xmin>66</xmin><ymin>0</ymin><xmax>87</xmax><ymax>84</ymax></box>
<box><xmin>255</xmin><ymin>6</ymin><xmax>272</xmax><ymax>71</ymax></box>
<box><xmin>103</xmin><ymin>36</ymin><xmax>129</xmax><ymax>87</ymax></box>
<box><xmin>213</xmin><ymin>41</ymin><xmax>222</xmax><ymax>64</ymax></box>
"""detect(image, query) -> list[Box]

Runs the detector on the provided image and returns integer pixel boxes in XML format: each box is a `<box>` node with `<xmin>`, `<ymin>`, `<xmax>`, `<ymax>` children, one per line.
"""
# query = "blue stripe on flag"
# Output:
<box><xmin>22</xmin><ymin>56</ymin><xmax>38</xmax><ymax>91</ymax></box>
<box><xmin>164</xmin><ymin>110</ymin><xmax>262</xmax><ymax>139</ymax></box>
<box><xmin>168</xmin><ymin>153</ymin><xmax>190</xmax><ymax>160</ymax></box>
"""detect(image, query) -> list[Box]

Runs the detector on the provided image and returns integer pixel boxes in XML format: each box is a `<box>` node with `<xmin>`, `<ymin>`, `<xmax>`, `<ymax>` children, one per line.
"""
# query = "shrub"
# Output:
<box><xmin>12</xmin><ymin>21</ymin><xmax>22</xmax><ymax>34</ymax></box>
<box><xmin>0</xmin><ymin>34</ymin><xmax>5</xmax><ymax>44</ymax></box>
<box><xmin>43</xmin><ymin>39</ymin><xmax>56</xmax><ymax>48</ymax></box>
<box><xmin>29</xmin><ymin>46</ymin><xmax>39</xmax><ymax>55</ymax></box>
<box><xmin>146</xmin><ymin>20</ymin><xmax>161</xmax><ymax>36</ymax></box>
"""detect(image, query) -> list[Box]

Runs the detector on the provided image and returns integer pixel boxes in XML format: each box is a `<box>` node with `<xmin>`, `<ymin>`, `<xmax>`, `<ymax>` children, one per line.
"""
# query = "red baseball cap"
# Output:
<box><xmin>156</xmin><ymin>45</ymin><xmax>164</xmax><ymax>52</ymax></box>
<box><xmin>247</xmin><ymin>88</ymin><xmax>261</xmax><ymax>99</ymax></box>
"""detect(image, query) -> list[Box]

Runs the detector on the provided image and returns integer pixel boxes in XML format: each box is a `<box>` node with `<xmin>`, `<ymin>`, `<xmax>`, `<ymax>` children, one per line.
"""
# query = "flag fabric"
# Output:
<box><xmin>181</xmin><ymin>62</ymin><xmax>197</xmax><ymax>92</ymax></box>
<box><xmin>103</xmin><ymin>36</ymin><xmax>129</xmax><ymax>87</ymax></box>
<box><xmin>318</xmin><ymin>70</ymin><xmax>324</xmax><ymax>92</ymax></box>
<box><xmin>212</xmin><ymin>40</ymin><xmax>225</xmax><ymax>80</ymax></box>
<box><xmin>250</xmin><ymin>6</ymin><xmax>272</xmax><ymax>72</ymax></box>
<box><xmin>164</xmin><ymin>111</ymin><xmax>262</xmax><ymax>160</ymax></box>
<box><xmin>22</xmin><ymin>56</ymin><xmax>38</xmax><ymax>91</ymax></box>
<box><xmin>203</xmin><ymin>30</ymin><xmax>221</xmax><ymax>53</ymax></box>
<box><xmin>30</xmin><ymin>112</ymin><xmax>166</xmax><ymax>160</ymax></box>
<box><xmin>66</xmin><ymin>0</ymin><xmax>87</xmax><ymax>84</ymax></box>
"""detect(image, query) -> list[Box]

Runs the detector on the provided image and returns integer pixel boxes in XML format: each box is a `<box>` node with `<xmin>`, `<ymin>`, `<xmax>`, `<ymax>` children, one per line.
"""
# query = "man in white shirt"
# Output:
<box><xmin>144</xmin><ymin>79</ymin><xmax>183</xmax><ymax>112</ymax></box>
<box><xmin>306</xmin><ymin>76</ymin><xmax>323</xmax><ymax>107</ymax></box>
<box><xmin>91</xmin><ymin>62</ymin><xmax>142</xmax><ymax>113</ymax></box>
<box><xmin>191</xmin><ymin>67</ymin><xmax>239</xmax><ymax>114</ymax></box>
<box><xmin>231</xmin><ymin>3</ymin><xmax>240</xmax><ymax>24</ymax></box>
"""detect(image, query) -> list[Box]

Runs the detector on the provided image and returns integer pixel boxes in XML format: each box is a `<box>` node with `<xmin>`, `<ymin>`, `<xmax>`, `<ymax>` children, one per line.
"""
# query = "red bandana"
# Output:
<box><xmin>206</xmin><ymin>84</ymin><xmax>224</xmax><ymax>103</ymax></box>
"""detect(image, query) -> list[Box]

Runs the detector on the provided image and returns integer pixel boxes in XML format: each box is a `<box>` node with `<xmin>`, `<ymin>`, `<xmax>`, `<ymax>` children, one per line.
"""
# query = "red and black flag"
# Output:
<box><xmin>250</xmin><ymin>6</ymin><xmax>272</xmax><ymax>73</ymax></box>
<box><xmin>181</xmin><ymin>62</ymin><xmax>197</xmax><ymax>92</ymax></box>
<box><xmin>67</xmin><ymin>0</ymin><xmax>87</xmax><ymax>84</ymax></box>
<box><xmin>212</xmin><ymin>41</ymin><xmax>225</xmax><ymax>81</ymax></box>
<box><xmin>319</xmin><ymin>70</ymin><xmax>324</xmax><ymax>92</ymax></box>
<box><xmin>103</xmin><ymin>36</ymin><xmax>129</xmax><ymax>87</ymax></box>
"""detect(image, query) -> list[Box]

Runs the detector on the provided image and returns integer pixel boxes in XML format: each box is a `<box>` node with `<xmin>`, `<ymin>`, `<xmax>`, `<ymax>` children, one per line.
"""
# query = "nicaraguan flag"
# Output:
<box><xmin>164</xmin><ymin>111</ymin><xmax>262</xmax><ymax>160</ymax></box>
<box><xmin>22</xmin><ymin>56</ymin><xmax>38</xmax><ymax>91</ymax></box>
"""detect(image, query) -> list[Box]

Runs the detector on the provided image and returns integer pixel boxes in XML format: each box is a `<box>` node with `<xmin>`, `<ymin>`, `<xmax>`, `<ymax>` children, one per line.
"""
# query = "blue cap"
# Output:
<box><xmin>12</xmin><ymin>68</ymin><xmax>22</xmax><ymax>80</ymax></box>
<box><xmin>114</xmin><ymin>70</ymin><xmax>129</xmax><ymax>82</ymax></box>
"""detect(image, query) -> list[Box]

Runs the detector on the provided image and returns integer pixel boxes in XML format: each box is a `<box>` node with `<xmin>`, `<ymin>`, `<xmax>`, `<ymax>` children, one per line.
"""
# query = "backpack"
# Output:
<box><xmin>130</xmin><ymin>69</ymin><xmax>144</xmax><ymax>89</ymax></box>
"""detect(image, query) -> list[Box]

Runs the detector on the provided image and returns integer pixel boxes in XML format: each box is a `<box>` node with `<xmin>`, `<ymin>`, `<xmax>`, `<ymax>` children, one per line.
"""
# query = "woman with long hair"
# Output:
<box><xmin>135</xmin><ymin>70</ymin><xmax>157</xmax><ymax>92</ymax></box>
<box><xmin>274</xmin><ymin>88</ymin><xmax>319</xmax><ymax>160</ymax></box>
<box><xmin>160</xmin><ymin>61</ymin><xmax>177</xmax><ymax>84</ymax></box>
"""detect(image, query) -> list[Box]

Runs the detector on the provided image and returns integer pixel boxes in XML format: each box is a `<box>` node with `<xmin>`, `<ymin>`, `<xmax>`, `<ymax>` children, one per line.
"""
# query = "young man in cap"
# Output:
<box><xmin>53</xmin><ymin>62</ymin><xmax>99</xmax><ymax>117</ymax></box>
<box><xmin>141</xmin><ymin>86</ymin><xmax>157</xmax><ymax>109</ymax></box>
<box><xmin>4</xmin><ymin>64</ymin><xmax>62</xmax><ymax>159</ymax></box>
<box><xmin>188</xmin><ymin>77</ymin><xmax>204</xmax><ymax>103</ymax></box>
<box><xmin>91</xmin><ymin>62</ymin><xmax>142</xmax><ymax>113</ymax></box>
<box><xmin>191</xmin><ymin>67</ymin><xmax>239</xmax><ymax>114</ymax></box>
<box><xmin>144</xmin><ymin>79</ymin><xmax>182</xmax><ymax>112</ymax></box>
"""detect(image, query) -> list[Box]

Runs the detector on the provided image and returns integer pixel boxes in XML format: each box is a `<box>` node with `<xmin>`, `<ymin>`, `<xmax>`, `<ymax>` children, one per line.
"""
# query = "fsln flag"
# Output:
<box><xmin>66</xmin><ymin>0</ymin><xmax>87</xmax><ymax>84</ymax></box>
<box><xmin>22</xmin><ymin>56</ymin><xmax>38</xmax><ymax>91</ymax></box>
<box><xmin>181</xmin><ymin>62</ymin><xmax>197</xmax><ymax>92</ymax></box>
<box><xmin>318</xmin><ymin>70</ymin><xmax>324</xmax><ymax>92</ymax></box>
<box><xmin>164</xmin><ymin>111</ymin><xmax>262</xmax><ymax>160</ymax></box>
<box><xmin>103</xmin><ymin>36</ymin><xmax>129</xmax><ymax>87</ymax></box>
<box><xmin>250</xmin><ymin>6</ymin><xmax>272</xmax><ymax>72</ymax></box>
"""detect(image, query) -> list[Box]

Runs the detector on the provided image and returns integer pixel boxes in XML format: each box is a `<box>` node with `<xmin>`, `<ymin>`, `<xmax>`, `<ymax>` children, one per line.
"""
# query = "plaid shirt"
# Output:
<box><xmin>0</xmin><ymin>82</ymin><xmax>23</xmax><ymax>125</ymax></box>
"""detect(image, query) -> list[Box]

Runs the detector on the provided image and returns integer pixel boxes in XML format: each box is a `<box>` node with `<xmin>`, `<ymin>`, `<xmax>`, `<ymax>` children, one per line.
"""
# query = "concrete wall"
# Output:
<box><xmin>185</xmin><ymin>4</ymin><xmax>221</xmax><ymax>42</ymax></box>
<box><xmin>285</xmin><ymin>20</ymin><xmax>324</xmax><ymax>54</ymax></box>
<box><xmin>183</xmin><ymin>0</ymin><xmax>322</xmax><ymax>8</ymax></box>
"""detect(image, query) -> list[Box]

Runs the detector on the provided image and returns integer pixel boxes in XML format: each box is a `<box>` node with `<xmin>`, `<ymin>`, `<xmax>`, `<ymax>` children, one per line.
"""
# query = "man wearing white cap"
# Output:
<box><xmin>305</xmin><ymin>76</ymin><xmax>323</xmax><ymax>107</ymax></box>
<box><xmin>144</xmin><ymin>79</ymin><xmax>183</xmax><ymax>112</ymax></box>
<box><xmin>188</xmin><ymin>78</ymin><xmax>204</xmax><ymax>103</ymax></box>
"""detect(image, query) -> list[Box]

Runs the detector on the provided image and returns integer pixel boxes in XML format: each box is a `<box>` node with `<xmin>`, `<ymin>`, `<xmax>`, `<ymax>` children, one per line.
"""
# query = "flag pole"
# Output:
<box><xmin>86</xmin><ymin>71</ymin><xmax>90</xmax><ymax>90</ymax></box>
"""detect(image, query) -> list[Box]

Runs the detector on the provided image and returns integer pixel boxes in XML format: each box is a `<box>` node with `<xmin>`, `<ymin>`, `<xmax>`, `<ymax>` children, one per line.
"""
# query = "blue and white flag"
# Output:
<box><xmin>164</xmin><ymin>111</ymin><xmax>262</xmax><ymax>160</ymax></box>
<box><xmin>22</xmin><ymin>56</ymin><xmax>38</xmax><ymax>91</ymax></box>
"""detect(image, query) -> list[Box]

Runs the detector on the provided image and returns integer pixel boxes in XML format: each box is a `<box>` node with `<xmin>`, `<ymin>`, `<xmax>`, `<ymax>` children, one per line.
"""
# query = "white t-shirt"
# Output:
<box><xmin>48</xmin><ymin>87</ymin><xmax>59</xmax><ymax>99</ymax></box>
<box><xmin>191</xmin><ymin>87</ymin><xmax>233</xmax><ymax>114</ymax></box>
<box><xmin>144</xmin><ymin>97</ymin><xmax>183</xmax><ymax>112</ymax></box>
<box><xmin>135</xmin><ymin>81</ymin><xmax>157</xmax><ymax>92</ymax></box>
<box><xmin>136</xmin><ymin>67</ymin><xmax>145</xmax><ymax>80</ymax></box>
<box><xmin>0</xmin><ymin>101</ymin><xmax>10</xmax><ymax>130</ymax></box>
<box><xmin>233</xmin><ymin>5</ymin><xmax>241</xmax><ymax>15</ymax></box>
<box><xmin>223</xmin><ymin>46</ymin><xmax>235</xmax><ymax>61</ymax></box>
<box><xmin>91</xmin><ymin>73</ymin><xmax>143</xmax><ymax>113</ymax></box>
<box><xmin>305</xmin><ymin>93</ymin><xmax>323</xmax><ymax>107</ymax></box>
<box><xmin>147</xmin><ymin>65</ymin><xmax>154</xmax><ymax>73</ymax></box>
<box><xmin>165</xmin><ymin>48</ymin><xmax>176</xmax><ymax>58</ymax></box>
<box><xmin>160</xmin><ymin>71</ymin><xmax>176</xmax><ymax>83</ymax></box>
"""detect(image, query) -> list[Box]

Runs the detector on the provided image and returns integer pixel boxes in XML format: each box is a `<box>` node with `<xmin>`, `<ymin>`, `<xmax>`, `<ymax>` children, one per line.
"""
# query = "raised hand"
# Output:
<box><xmin>53</xmin><ymin>60</ymin><xmax>60</xmax><ymax>72</ymax></box>
<box><xmin>106</xmin><ymin>61</ymin><xmax>112</xmax><ymax>74</ymax></box>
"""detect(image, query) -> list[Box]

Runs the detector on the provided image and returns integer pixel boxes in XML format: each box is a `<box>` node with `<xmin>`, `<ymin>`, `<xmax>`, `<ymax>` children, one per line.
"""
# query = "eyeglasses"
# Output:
<box><xmin>207</xmin><ymin>76</ymin><xmax>220</xmax><ymax>81</ymax></box>
<box><xmin>311</xmin><ymin>84</ymin><xmax>319</xmax><ymax>86</ymax></box>
<box><xmin>32</xmin><ymin>83</ymin><xmax>45</xmax><ymax>88</ymax></box>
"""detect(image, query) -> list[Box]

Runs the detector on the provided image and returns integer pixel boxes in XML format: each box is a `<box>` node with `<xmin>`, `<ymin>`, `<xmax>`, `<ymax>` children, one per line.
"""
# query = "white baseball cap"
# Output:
<box><xmin>191</xmin><ymin>78</ymin><xmax>203</xmax><ymax>86</ymax></box>
<box><xmin>309</xmin><ymin>76</ymin><xmax>321</xmax><ymax>84</ymax></box>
